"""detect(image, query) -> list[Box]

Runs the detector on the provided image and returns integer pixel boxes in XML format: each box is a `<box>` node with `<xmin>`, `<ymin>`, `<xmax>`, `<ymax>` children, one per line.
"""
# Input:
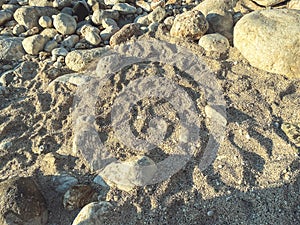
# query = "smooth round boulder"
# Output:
<box><xmin>234</xmin><ymin>9</ymin><xmax>300</xmax><ymax>78</ymax></box>
<box><xmin>53</xmin><ymin>13</ymin><xmax>77</xmax><ymax>35</ymax></box>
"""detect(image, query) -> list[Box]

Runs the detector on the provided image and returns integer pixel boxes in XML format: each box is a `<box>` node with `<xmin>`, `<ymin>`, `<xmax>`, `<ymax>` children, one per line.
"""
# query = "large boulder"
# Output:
<box><xmin>234</xmin><ymin>9</ymin><xmax>300</xmax><ymax>78</ymax></box>
<box><xmin>0</xmin><ymin>36</ymin><xmax>25</xmax><ymax>60</ymax></box>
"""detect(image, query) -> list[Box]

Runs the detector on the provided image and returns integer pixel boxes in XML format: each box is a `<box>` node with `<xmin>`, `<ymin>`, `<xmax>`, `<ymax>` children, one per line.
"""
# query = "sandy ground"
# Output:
<box><xmin>0</xmin><ymin>27</ymin><xmax>299</xmax><ymax>225</ymax></box>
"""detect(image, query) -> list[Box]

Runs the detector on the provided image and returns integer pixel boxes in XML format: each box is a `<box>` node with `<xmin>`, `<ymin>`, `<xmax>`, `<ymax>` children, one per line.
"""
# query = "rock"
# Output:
<box><xmin>93</xmin><ymin>175</ymin><xmax>108</xmax><ymax>187</ymax></box>
<box><xmin>112</xmin><ymin>3</ymin><xmax>137</xmax><ymax>14</ymax></box>
<box><xmin>20</xmin><ymin>27</ymin><xmax>40</xmax><ymax>37</ymax></box>
<box><xmin>0</xmin><ymin>10</ymin><xmax>12</xmax><ymax>26</ymax></box>
<box><xmin>72</xmin><ymin>202</ymin><xmax>113</xmax><ymax>225</ymax></box>
<box><xmin>44</xmin><ymin>40</ymin><xmax>58</xmax><ymax>52</ymax></box>
<box><xmin>110</xmin><ymin>23</ymin><xmax>142</xmax><ymax>47</ymax></box>
<box><xmin>148</xmin><ymin>21</ymin><xmax>159</xmax><ymax>32</ymax></box>
<box><xmin>29</xmin><ymin>0</ymin><xmax>53</xmax><ymax>6</ymax></box>
<box><xmin>0</xmin><ymin>36</ymin><xmax>25</xmax><ymax>60</ymax></box>
<box><xmin>234</xmin><ymin>9</ymin><xmax>300</xmax><ymax>78</ymax></box>
<box><xmin>287</xmin><ymin>0</ymin><xmax>300</xmax><ymax>10</ymax></box>
<box><xmin>13</xmin><ymin>6</ymin><xmax>59</xmax><ymax>29</ymax></box>
<box><xmin>104</xmin><ymin>0</ymin><xmax>125</xmax><ymax>6</ymax></box>
<box><xmin>136</xmin><ymin>0</ymin><xmax>151</xmax><ymax>12</ymax></box>
<box><xmin>61</xmin><ymin>6</ymin><xmax>73</xmax><ymax>15</ymax></box>
<box><xmin>53</xmin><ymin>13</ymin><xmax>77</xmax><ymax>35</ymax></box>
<box><xmin>61</xmin><ymin>34</ymin><xmax>80</xmax><ymax>49</ymax></box>
<box><xmin>65</xmin><ymin>47</ymin><xmax>110</xmax><ymax>71</ymax></box>
<box><xmin>193</xmin><ymin>0</ymin><xmax>234</xmax><ymax>15</ymax></box>
<box><xmin>134</xmin><ymin>14</ymin><xmax>150</xmax><ymax>25</ymax></box>
<box><xmin>48</xmin><ymin>73</ymin><xmax>93</xmax><ymax>86</ymax></box>
<box><xmin>99</xmin><ymin>156</ymin><xmax>157</xmax><ymax>192</ymax></box>
<box><xmin>170</xmin><ymin>10</ymin><xmax>208</xmax><ymax>40</ymax></box>
<box><xmin>102</xmin><ymin>18</ymin><xmax>118</xmax><ymax>28</ymax></box>
<box><xmin>92</xmin><ymin>9</ymin><xmax>119</xmax><ymax>25</ymax></box>
<box><xmin>73</xmin><ymin>1</ymin><xmax>90</xmax><ymax>22</ymax></box>
<box><xmin>164</xmin><ymin>16</ymin><xmax>175</xmax><ymax>26</ymax></box>
<box><xmin>53</xmin><ymin>174</ymin><xmax>79</xmax><ymax>193</ymax></box>
<box><xmin>40</xmin><ymin>28</ymin><xmax>58</xmax><ymax>39</ymax></box>
<box><xmin>51</xmin><ymin>47</ymin><xmax>68</xmax><ymax>57</ymax></box>
<box><xmin>252</xmin><ymin>0</ymin><xmax>286</xmax><ymax>6</ymax></box>
<box><xmin>281</xmin><ymin>122</ymin><xmax>300</xmax><ymax>147</ymax></box>
<box><xmin>14</xmin><ymin>61</ymin><xmax>39</xmax><ymax>80</ymax></box>
<box><xmin>100</xmin><ymin>26</ymin><xmax>119</xmax><ymax>41</ymax></box>
<box><xmin>150</xmin><ymin>0</ymin><xmax>165</xmax><ymax>10</ymax></box>
<box><xmin>0</xmin><ymin>177</ymin><xmax>48</xmax><ymax>225</ymax></box>
<box><xmin>22</xmin><ymin>34</ymin><xmax>48</xmax><ymax>55</ymax></box>
<box><xmin>38</xmin><ymin>15</ymin><xmax>52</xmax><ymax>28</ymax></box>
<box><xmin>63</xmin><ymin>184</ymin><xmax>97</xmax><ymax>211</ymax></box>
<box><xmin>12</xmin><ymin>24</ymin><xmax>26</xmax><ymax>35</ymax></box>
<box><xmin>2</xmin><ymin>4</ymin><xmax>19</xmax><ymax>12</ymax></box>
<box><xmin>0</xmin><ymin>70</ymin><xmax>14</xmax><ymax>86</ymax></box>
<box><xmin>199</xmin><ymin>33</ymin><xmax>229</xmax><ymax>53</ymax></box>
<box><xmin>81</xmin><ymin>24</ymin><xmax>102</xmax><ymax>45</ymax></box>
<box><xmin>148</xmin><ymin>6</ymin><xmax>166</xmax><ymax>23</ymax></box>
<box><xmin>53</xmin><ymin>0</ymin><xmax>73</xmax><ymax>8</ymax></box>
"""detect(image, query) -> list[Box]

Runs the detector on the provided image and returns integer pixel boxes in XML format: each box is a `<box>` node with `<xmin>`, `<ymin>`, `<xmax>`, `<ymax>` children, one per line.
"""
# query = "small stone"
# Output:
<box><xmin>0</xmin><ymin>177</ymin><xmax>48</xmax><ymax>225</ymax></box>
<box><xmin>110</xmin><ymin>23</ymin><xmax>142</xmax><ymax>47</ymax></box>
<box><xmin>28</xmin><ymin>0</ymin><xmax>53</xmax><ymax>6</ymax></box>
<box><xmin>134</xmin><ymin>14</ymin><xmax>150</xmax><ymax>25</ymax></box>
<box><xmin>61</xmin><ymin>34</ymin><xmax>80</xmax><ymax>49</ymax></box>
<box><xmin>2</xmin><ymin>4</ymin><xmax>20</xmax><ymax>12</ymax></box>
<box><xmin>0</xmin><ymin>36</ymin><xmax>25</xmax><ymax>60</ymax></box>
<box><xmin>72</xmin><ymin>202</ymin><xmax>113</xmax><ymax>225</ymax></box>
<box><xmin>40</xmin><ymin>28</ymin><xmax>58</xmax><ymax>39</ymax></box>
<box><xmin>13</xmin><ymin>6</ymin><xmax>59</xmax><ymax>29</ymax></box>
<box><xmin>12</xmin><ymin>24</ymin><xmax>25</xmax><ymax>35</ymax></box>
<box><xmin>22</xmin><ymin>34</ymin><xmax>48</xmax><ymax>55</ymax></box>
<box><xmin>53</xmin><ymin>174</ymin><xmax>79</xmax><ymax>193</ymax></box>
<box><xmin>39</xmin><ymin>16</ymin><xmax>52</xmax><ymax>28</ymax></box>
<box><xmin>92</xmin><ymin>9</ymin><xmax>119</xmax><ymax>25</ymax></box>
<box><xmin>198</xmin><ymin>33</ymin><xmax>229</xmax><ymax>53</ymax></box>
<box><xmin>252</xmin><ymin>0</ymin><xmax>286</xmax><ymax>6</ymax></box>
<box><xmin>164</xmin><ymin>16</ymin><xmax>174</xmax><ymax>26</ymax></box>
<box><xmin>44</xmin><ymin>40</ymin><xmax>59</xmax><ymax>52</ymax></box>
<box><xmin>20</xmin><ymin>26</ymin><xmax>39</xmax><ymax>37</ymax></box>
<box><xmin>148</xmin><ymin>6</ymin><xmax>166</xmax><ymax>23</ymax></box>
<box><xmin>207</xmin><ymin>210</ymin><xmax>214</xmax><ymax>216</ymax></box>
<box><xmin>81</xmin><ymin>24</ymin><xmax>102</xmax><ymax>45</ymax></box>
<box><xmin>0</xmin><ymin>10</ymin><xmax>12</xmax><ymax>26</ymax></box>
<box><xmin>112</xmin><ymin>3</ymin><xmax>137</xmax><ymax>15</ymax></box>
<box><xmin>53</xmin><ymin>13</ymin><xmax>77</xmax><ymax>35</ymax></box>
<box><xmin>170</xmin><ymin>10</ymin><xmax>208</xmax><ymax>40</ymax></box>
<box><xmin>136</xmin><ymin>0</ymin><xmax>151</xmax><ymax>12</ymax></box>
<box><xmin>61</xmin><ymin>6</ymin><xmax>73</xmax><ymax>15</ymax></box>
<box><xmin>73</xmin><ymin>1</ymin><xmax>90</xmax><ymax>22</ymax></box>
<box><xmin>0</xmin><ymin>70</ymin><xmax>14</xmax><ymax>86</ymax></box>
<box><xmin>51</xmin><ymin>47</ymin><xmax>69</xmax><ymax>57</ymax></box>
<box><xmin>100</xmin><ymin>26</ymin><xmax>119</xmax><ymax>41</ymax></box>
<box><xmin>63</xmin><ymin>184</ymin><xmax>97</xmax><ymax>211</ymax></box>
<box><xmin>93</xmin><ymin>175</ymin><xmax>108</xmax><ymax>187</ymax></box>
<box><xmin>104</xmin><ymin>0</ymin><xmax>125</xmax><ymax>6</ymax></box>
<box><xmin>102</xmin><ymin>18</ymin><xmax>118</xmax><ymax>29</ymax></box>
<box><xmin>148</xmin><ymin>21</ymin><xmax>159</xmax><ymax>32</ymax></box>
<box><xmin>53</xmin><ymin>0</ymin><xmax>73</xmax><ymax>9</ymax></box>
<box><xmin>150</xmin><ymin>0</ymin><xmax>165</xmax><ymax>10</ymax></box>
<box><xmin>53</xmin><ymin>33</ymin><xmax>63</xmax><ymax>42</ymax></box>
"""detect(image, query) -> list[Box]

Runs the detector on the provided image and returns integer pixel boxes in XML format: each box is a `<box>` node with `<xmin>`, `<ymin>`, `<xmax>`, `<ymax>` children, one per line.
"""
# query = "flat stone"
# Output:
<box><xmin>0</xmin><ymin>177</ymin><xmax>48</xmax><ymax>225</ymax></box>
<box><xmin>234</xmin><ymin>9</ymin><xmax>300</xmax><ymax>78</ymax></box>
<box><xmin>0</xmin><ymin>36</ymin><xmax>25</xmax><ymax>60</ymax></box>
<box><xmin>51</xmin><ymin>47</ymin><xmax>69</xmax><ymax>57</ymax></box>
<box><xmin>53</xmin><ymin>13</ymin><xmax>77</xmax><ymax>35</ymax></box>
<box><xmin>13</xmin><ymin>6</ymin><xmax>59</xmax><ymax>29</ymax></box>
<box><xmin>170</xmin><ymin>10</ymin><xmax>208</xmax><ymax>40</ymax></box>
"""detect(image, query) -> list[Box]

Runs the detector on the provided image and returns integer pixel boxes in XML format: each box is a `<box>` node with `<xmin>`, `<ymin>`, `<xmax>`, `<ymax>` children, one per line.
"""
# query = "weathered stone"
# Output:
<box><xmin>38</xmin><ymin>16</ymin><xmax>52</xmax><ymax>28</ymax></box>
<box><xmin>252</xmin><ymin>0</ymin><xmax>286</xmax><ymax>6</ymax></box>
<box><xmin>104</xmin><ymin>0</ymin><xmax>125</xmax><ymax>6</ymax></box>
<box><xmin>22</xmin><ymin>34</ymin><xmax>48</xmax><ymax>55</ymax></box>
<box><xmin>53</xmin><ymin>13</ymin><xmax>77</xmax><ymax>35</ymax></box>
<box><xmin>72</xmin><ymin>202</ymin><xmax>113</xmax><ymax>225</ymax></box>
<box><xmin>0</xmin><ymin>177</ymin><xmax>48</xmax><ymax>225</ymax></box>
<box><xmin>28</xmin><ymin>0</ymin><xmax>53</xmax><ymax>6</ymax></box>
<box><xmin>199</xmin><ymin>33</ymin><xmax>229</xmax><ymax>53</ymax></box>
<box><xmin>13</xmin><ymin>6</ymin><xmax>59</xmax><ymax>29</ymax></box>
<box><xmin>0</xmin><ymin>10</ymin><xmax>12</xmax><ymax>26</ymax></box>
<box><xmin>44</xmin><ymin>40</ymin><xmax>58</xmax><ymax>52</ymax></box>
<box><xmin>148</xmin><ymin>6</ymin><xmax>166</xmax><ymax>23</ymax></box>
<box><xmin>92</xmin><ymin>9</ymin><xmax>119</xmax><ymax>25</ymax></box>
<box><xmin>40</xmin><ymin>28</ymin><xmax>58</xmax><ymax>39</ymax></box>
<box><xmin>287</xmin><ymin>0</ymin><xmax>300</xmax><ymax>10</ymax></box>
<box><xmin>234</xmin><ymin>9</ymin><xmax>300</xmax><ymax>78</ymax></box>
<box><xmin>53</xmin><ymin>0</ymin><xmax>73</xmax><ymax>8</ymax></box>
<box><xmin>170</xmin><ymin>10</ymin><xmax>208</xmax><ymax>40</ymax></box>
<box><xmin>110</xmin><ymin>23</ymin><xmax>142</xmax><ymax>47</ymax></box>
<box><xmin>73</xmin><ymin>1</ymin><xmax>90</xmax><ymax>22</ymax></box>
<box><xmin>61</xmin><ymin>34</ymin><xmax>80</xmax><ymax>49</ymax></box>
<box><xmin>12</xmin><ymin>24</ymin><xmax>26</xmax><ymax>35</ymax></box>
<box><xmin>136</xmin><ymin>0</ymin><xmax>151</xmax><ymax>12</ymax></box>
<box><xmin>65</xmin><ymin>47</ymin><xmax>110</xmax><ymax>71</ymax></box>
<box><xmin>51</xmin><ymin>47</ymin><xmax>68</xmax><ymax>57</ymax></box>
<box><xmin>112</xmin><ymin>3</ymin><xmax>137</xmax><ymax>14</ymax></box>
<box><xmin>53</xmin><ymin>174</ymin><xmax>79</xmax><ymax>193</ymax></box>
<box><xmin>81</xmin><ymin>24</ymin><xmax>102</xmax><ymax>45</ymax></box>
<box><xmin>100</xmin><ymin>26</ymin><xmax>119</xmax><ymax>41</ymax></box>
<box><xmin>0</xmin><ymin>36</ymin><xmax>25</xmax><ymax>60</ymax></box>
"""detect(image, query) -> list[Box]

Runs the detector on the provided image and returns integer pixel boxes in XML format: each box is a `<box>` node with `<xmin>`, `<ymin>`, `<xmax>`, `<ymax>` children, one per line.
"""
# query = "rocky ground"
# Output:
<box><xmin>0</xmin><ymin>0</ymin><xmax>299</xmax><ymax>224</ymax></box>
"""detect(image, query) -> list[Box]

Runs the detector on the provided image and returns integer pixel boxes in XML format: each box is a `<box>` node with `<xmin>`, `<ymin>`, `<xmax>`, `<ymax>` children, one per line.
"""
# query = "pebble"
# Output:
<box><xmin>135</xmin><ymin>14</ymin><xmax>150</xmax><ymax>25</ymax></box>
<box><xmin>51</xmin><ymin>47</ymin><xmax>69</xmax><ymax>57</ymax></box>
<box><xmin>81</xmin><ymin>24</ymin><xmax>102</xmax><ymax>45</ymax></box>
<box><xmin>207</xmin><ymin>210</ymin><xmax>214</xmax><ymax>216</ymax></box>
<box><xmin>22</xmin><ymin>34</ymin><xmax>48</xmax><ymax>55</ymax></box>
<box><xmin>0</xmin><ymin>177</ymin><xmax>48</xmax><ymax>225</ymax></box>
<box><xmin>73</xmin><ymin>1</ymin><xmax>90</xmax><ymax>22</ymax></box>
<box><xmin>0</xmin><ymin>10</ymin><xmax>12</xmax><ymax>26</ymax></box>
<box><xmin>53</xmin><ymin>13</ymin><xmax>77</xmax><ymax>35</ymax></box>
<box><xmin>61</xmin><ymin>6</ymin><xmax>73</xmax><ymax>15</ymax></box>
<box><xmin>72</xmin><ymin>202</ymin><xmax>113</xmax><ymax>225</ymax></box>
<box><xmin>93</xmin><ymin>175</ymin><xmax>109</xmax><ymax>187</ymax></box>
<box><xmin>92</xmin><ymin>9</ymin><xmax>119</xmax><ymax>25</ymax></box>
<box><xmin>109</xmin><ymin>23</ymin><xmax>142</xmax><ymax>47</ymax></box>
<box><xmin>53</xmin><ymin>174</ymin><xmax>79</xmax><ymax>193</ymax></box>
<box><xmin>102</xmin><ymin>18</ymin><xmax>118</xmax><ymax>29</ymax></box>
<box><xmin>28</xmin><ymin>0</ymin><xmax>53</xmax><ymax>7</ymax></box>
<box><xmin>39</xmin><ymin>16</ymin><xmax>52</xmax><ymax>28</ymax></box>
<box><xmin>0</xmin><ymin>36</ymin><xmax>25</xmax><ymax>60</ymax></box>
<box><xmin>61</xmin><ymin>34</ymin><xmax>80</xmax><ymax>49</ymax></box>
<box><xmin>163</xmin><ymin>16</ymin><xmax>175</xmax><ymax>26</ymax></box>
<box><xmin>148</xmin><ymin>6</ymin><xmax>166</xmax><ymax>23</ymax></box>
<box><xmin>112</xmin><ymin>3</ymin><xmax>137</xmax><ymax>15</ymax></box>
<box><xmin>198</xmin><ymin>33</ymin><xmax>230</xmax><ymax>53</ymax></box>
<box><xmin>53</xmin><ymin>0</ymin><xmax>73</xmax><ymax>9</ymax></box>
<box><xmin>170</xmin><ymin>10</ymin><xmax>208</xmax><ymax>40</ymax></box>
<box><xmin>104</xmin><ymin>0</ymin><xmax>125</xmax><ymax>6</ymax></box>
<box><xmin>20</xmin><ymin>26</ymin><xmax>39</xmax><ymax>37</ymax></box>
<box><xmin>12</xmin><ymin>24</ymin><xmax>25</xmax><ymax>35</ymax></box>
<box><xmin>136</xmin><ymin>0</ymin><xmax>151</xmax><ymax>12</ymax></box>
<box><xmin>63</xmin><ymin>184</ymin><xmax>97</xmax><ymax>211</ymax></box>
<box><xmin>40</xmin><ymin>28</ymin><xmax>58</xmax><ymax>39</ymax></box>
<box><xmin>100</xmin><ymin>26</ymin><xmax>119</xmax><ymax>41</ymax></box>
<box><xmin>0</xmin><ymin>70</ymin><xmax>14</xmax><ymax>86</ymax></box>
<box><xmin>44</xmin><ymin>40</ymin><xmax>58</xmax><ymax>52</ymax></box>
<box><xmin>150</xmin><ymin>0</ymin><xmax>165</xmax><ymax>10</ymax></box>
<box><xmin>148</xmin><ymin>21</ymin><xmax>159</xmax><ymax>32</ymax></box>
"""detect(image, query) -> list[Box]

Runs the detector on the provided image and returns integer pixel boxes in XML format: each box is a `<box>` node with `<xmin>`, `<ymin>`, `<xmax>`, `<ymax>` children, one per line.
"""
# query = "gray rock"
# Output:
<box><xmin>110</xmin><ymin>23</ymin><xmax>142</xmax><ymax>47</ymax></box>
<box><xmin>44</xmin><ymin>40</ymin><xmax>58</xmax><ymax>52</ymax></box>
<box><xmin>112</xmin><ymin>3</ymin><xmax>137</xmax><ymax>15</ymax></box>
<box><xmin>14</xmin><ymin>61</ymin><xmax>39</xmax><ymax>80</ymax></box>
<box><xmin>93</xmin><ymin>175</ymin><xmax>108</xmax><ymax>187</ymax></box>
<box><xmin>102</xmin><ymin>17</ymin><xmax>118</xmax><ymax>28</ymax></box>
<box><xmin>0</xmin><ymin>177</ymin><xmax>48</xmax><ymax>225</ymax></box>
<box><xmin>53</xmin><ymin>13</ymin><xmax>77</xmax><ymax>35</ymax></box>
<box><xmin>252</xmin><ymin>0</ymin><xmax>286</xmax><ymax>6</ymax></box>
<box><xmin>193</xmin><ymin>0</ymin><xmax>234</xmax><ymax>15</ymax></box>
<box><xmin>40</xmin><ymin>28</ymin><xmax>58</xmax><ymax>39</ymax></box>
<box><xmin>0</xmin><ymin>10</ymin><xmax>12</xmax><ymax>26</ymax></box>
<box><xmin>104</xmin><ymin>0</ymin><xmax>125</xmax><ymax>6</ymax></box>
<box><xmin>12</xmin><ymin>24</ymin><xmax>25</xmax><ymax>35</ymax></box>
<box><xmin>13</xmin><ymin>6</ymin><xmax>59</xmax><ymax>29</ymax></box>
<box><xmin>100</xmin><ymin>26</ymin><xmax>119</xmax><ymax>41</ymax></box>
<box><xmin>0</xmin><ymin>36</ymin><xmax>25</xmax><ymax>60</ymax></box>
<box><xmin>53</xmin><ymin>0</ymin><xmax>73</xmax><ymax>8</ymax></box>
<box><xmin>51</xmin><ymin>47</ymin><xmax>68</xmax><ymax>57</ymax></box>
<box><xmin>81</xmin><ymin>24</ymin><xmax>102</xmax><ymax>45</ymax></box>
<box><xmin>61</xmin><ymin>6</ymin><xmax>73</xmax><ymax>15</ymax></box>
<box><xmin>148</xmin><ymin>6</ymin><xmax>166</xmax><ymax>23</ymax></box>
<box><xmin>61</xmin><ymin>34</ymin><xmax>80</xmax><ymax>49</ymax></box>
<box><xmin>134</xmin><ymin>14</ymin><xmax>150</xmax><ymax>25</ymax></box>
<box><xmin>72</xmin><ymin>202</ymin><xmax>113</xmax><ymax>225</ymax></box>
<box><xmin>2</xmin><ymin>4</ymin><xmax>19</xmax><ymax>12</ymax></box>
<box><xmin>0</xmin><ymin>70</ymin><xmax>15</xmax><ymax>86</ymax></box>
<box><xmin>148</xmin><ymin>21</ymin><xmax>159</xmax><ymax>32</ymax></box>
<box><xmin>53</xmin><ymin>174</ymin><xmax>79</xmax><ymax>193</ymax></box>
<box><xmin>170</xmin><ymin>10</ymin><xmax>208</xmax><ymax>40</ymax></box>
<box><xmin>234</xmin><ymin>9</ymin><xmax>300</xmax><ymax>78</ymax></box>
<box><xmin>73</xmin><ymin>1</ymin><xmax>90</xmax><ymax>22</ymax></box>
<box><xmin>22</xmin><ymin>34</ymin><xmax>48</xmax><ymax>55</ymax></box>
<box><xmin>29</xmin><ymin>0</ymin><xmax>53</xmax><ymax>6</ymax></box>
<box><xmin>92</xmin><ymin>9</ymin><xmax>119</xmax><ymax>25</ymax></box>
<box><xmin>199</xmin><ymin>33</ymin><xmax>230</xmax><ymax>53</ymax></box>
<box><xmin>39</xmin><ymin>15</ymin><xmax>52</xmax><ymax>28</ymax></box>
<box><xmin>65</xmin><ymin>47</ymin><xmax>109</xmax><ymax>71</ymax></box>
